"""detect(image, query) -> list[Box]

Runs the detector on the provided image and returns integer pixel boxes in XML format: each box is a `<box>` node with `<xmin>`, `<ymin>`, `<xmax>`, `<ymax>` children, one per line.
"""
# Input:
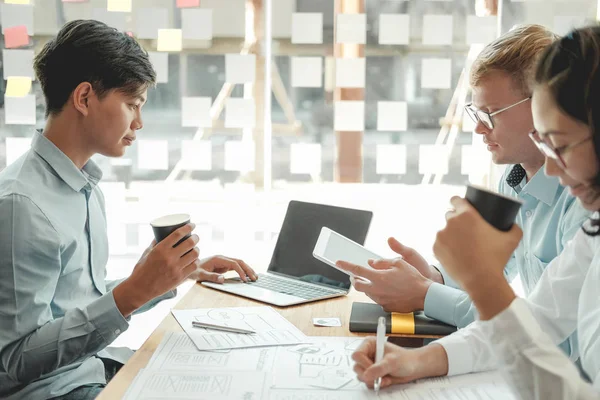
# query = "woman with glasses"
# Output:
<box><xmin>351</xmin><ymin>26</ymin><xmax>600</xmax><ymax>399</ymax></box>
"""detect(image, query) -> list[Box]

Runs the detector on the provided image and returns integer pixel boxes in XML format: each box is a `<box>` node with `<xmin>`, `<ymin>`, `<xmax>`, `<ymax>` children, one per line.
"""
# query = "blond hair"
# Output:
<box><xmin>470</xmin><ymin>24</ymin><xmax>560</xmax><ymax>95</ymax></box>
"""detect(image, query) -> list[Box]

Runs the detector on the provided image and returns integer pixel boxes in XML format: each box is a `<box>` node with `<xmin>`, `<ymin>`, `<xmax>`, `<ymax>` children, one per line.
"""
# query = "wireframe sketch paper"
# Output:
<box><xmin>146</xmin><ymin>332</ymin><xmax>276</xmax><ymax>372</ymax></box>
<box><xmin>171</xmin><ymin>307</ymin><xmax>309</xmax><ymax>351</ymax></box>
<box><xmin>123</xmin><ymin>369</ymin><xmax>268</xmax><ymax>400</ymax></box>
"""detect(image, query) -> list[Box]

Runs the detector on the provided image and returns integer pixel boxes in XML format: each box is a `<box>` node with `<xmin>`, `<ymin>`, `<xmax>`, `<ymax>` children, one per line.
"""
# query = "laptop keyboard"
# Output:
<box><xmin>248</xmin><ymin>274</ymin><xmax>342</xmax><ymax>300</ymax></box>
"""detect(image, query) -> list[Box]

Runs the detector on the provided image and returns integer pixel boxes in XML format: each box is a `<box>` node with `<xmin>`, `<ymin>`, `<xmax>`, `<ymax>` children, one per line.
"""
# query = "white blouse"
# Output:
<box><xmin>436</xmin><ymin>224</ymin><xmax>600</xmax><ymax>399</ymax></box>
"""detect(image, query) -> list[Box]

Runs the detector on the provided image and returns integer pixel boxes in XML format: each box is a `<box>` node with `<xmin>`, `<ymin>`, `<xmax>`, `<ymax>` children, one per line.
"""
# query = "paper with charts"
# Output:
<box><xmin>171</xmin><ymin>306</ymin><xmax>309</xmax><ymax>351</ymax></box>
<box><xmin>123</xmin><ymin>369</ymin><xmax>268</xmax><ymax>400</ymax></box>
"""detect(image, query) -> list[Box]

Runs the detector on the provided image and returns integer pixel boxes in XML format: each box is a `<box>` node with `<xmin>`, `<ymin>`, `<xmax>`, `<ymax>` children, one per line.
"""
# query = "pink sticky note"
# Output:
<box><xmin>177</xmin><ymin>0</ymin><xmax>200</xmax><ymax>8</ymax></box>
<box><xmin>4</xmin><ymin>25</ymin><xmax>29</xmax><ymax>49</ymax></box>
<box><xmin>126</xmin><ymin>31</ymin><xmax>134</xmax><ymax>37</ymax></box>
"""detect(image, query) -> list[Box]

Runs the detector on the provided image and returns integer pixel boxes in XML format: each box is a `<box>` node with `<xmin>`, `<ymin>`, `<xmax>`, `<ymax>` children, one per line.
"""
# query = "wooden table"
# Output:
<box><xmin>98</xmin><ymin>282</ymin><xmax>440</xmax><ymax>399</ymax></box>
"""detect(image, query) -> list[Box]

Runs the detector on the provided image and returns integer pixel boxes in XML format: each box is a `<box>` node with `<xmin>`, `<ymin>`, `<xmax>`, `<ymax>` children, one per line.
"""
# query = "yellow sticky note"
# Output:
<box><xmin>107</xmin><ymin>0</ymin><xmax>132</xmax><ymax>12</ymax></box>
<box><xmin>6</xmin><ymin>77</ymin><xmax>32</xmax><ymax>97</ymax></box>
<box><xmin>157</xmin><ymin>29</ymin><xmax>182</xmax><ymax>52</ymax></box>
<box><xmin>4</xmin><ymin>0</ymin><xmax>31</xmax><ymax>4</ymax></box>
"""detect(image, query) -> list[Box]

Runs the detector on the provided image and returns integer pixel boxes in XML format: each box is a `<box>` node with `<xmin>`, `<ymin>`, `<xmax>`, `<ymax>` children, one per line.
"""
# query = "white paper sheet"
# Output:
<box><xmin>423</xmin><ymin>15</ymin><xmax>453</xmax><ymax>46</ymax></box>
<box><xmin>291</xmin><ymin>57</ymin><xmax>323</xmax><ymax>88</ymax></box>
<box><xmin>3</xmin><ymin>49</ymin><xmax>34</xmax><ymax>79</ymax></box>
<box><xmin>379</xmin><ymin>14</ymin><xmax>410</xmax><ymax>45</ymax></box>
<box><xmin>148</xmin><ymin>52</ymin><xmax>169</xmax><ymax>84</ymax></box>
<box><xmin>421</xmin><ymin>58</ymin><xmax>452</xmax><ymax>89</ymax></box>
<box><xmin>290</xmin><ymin>143</ymin><xmax>321</xmax><ymax>175</ymax></box>
<box><xmin>377</xmin><ymin>101</ymin><xmax>407</xmax><ymax>131</ymax></box>
<box><xmin>135</xmin><ymin>8</ymin><xmax>169</xmax><ymax>40</ymax></box>
<box><xmin>124</xmin><ymin>369</ymin><xmax>268</xmax><ymax>400</ymax></box>
<box><xmin>146</xmin><ymin>332</ymin><xmax>276</xmax><ymax>371</ymax></box>
<box><xmin>225</xmin><ymin>54</ymin><xmax>256</xmax><ymax>84</ymax></box>
<box><xmin>334</xmin><ymin>101</ymin><xmax>365</xmax><ymax>131</ymax></box>
<box><xmin>224</xmin><ymin>140</ymin><xmax>255</xmax><ymax>172</ymax></box>
<box><xmin>291</xmin><ymin>13</ymin><xmax>323</xmax><ymax>44</ymax></box>
<box><xmin>5</xmin><ymin>95</ymin><xmax>36</xmax><ymax>125</ymax></box>
<box><xmin>107</xmin><ymin>0</ymin><xmax>132</xmax><ymax>13</ymax></box>
<box><xmin>182</xmin><ymin>9</ymin><xmax>213</xmax><ymax>40</ymax></box>
<box><xmin>171</xmin><ymin>306</ymin><xmax>309</xmax><ymax>351</ymax></box>
<box><xmin>335</xmin><ymin>58</ymin><xmax>365</xmax><ymax>88</ymax></box>
<box><xmin>336</xmin><ymin>13</ymin><xmax>366</xmax><ymax>44</ymax></box>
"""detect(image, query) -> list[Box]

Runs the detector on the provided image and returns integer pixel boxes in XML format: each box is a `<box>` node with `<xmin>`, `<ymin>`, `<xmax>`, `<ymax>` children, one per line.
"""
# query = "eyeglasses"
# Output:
<box><xmin>465</xmin><ymin>97</ymin><xmax>531</xmax><ymax>130</ymax></box>
<box><xmin>528</xmin><ymin>130</ymin><xmax>592</xmax><ymax>169</ymax></box>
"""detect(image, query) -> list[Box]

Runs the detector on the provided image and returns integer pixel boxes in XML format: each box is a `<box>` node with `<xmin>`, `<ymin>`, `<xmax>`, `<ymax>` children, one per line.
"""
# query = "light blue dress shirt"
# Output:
<box><xmin>0</xmin><ymin>132</ymin><xmax>174</xmax><ymax>399</ymax></box>
<box><xmin>423</xmin><ymin>165</ymin><xmax>589</xmax><ymax>357</ymax></box>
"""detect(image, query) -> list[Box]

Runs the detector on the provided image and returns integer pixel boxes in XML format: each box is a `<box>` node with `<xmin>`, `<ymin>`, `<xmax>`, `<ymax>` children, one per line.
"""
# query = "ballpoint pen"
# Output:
<box><xmin>374</xmin><ymin>316</ymin><xmax>386</xmax><ymax>395</ymax></box>
<box><xmin>191</xmin><ymin>321</ymin><xmax>256</xmax><ymax>334</ymax></box>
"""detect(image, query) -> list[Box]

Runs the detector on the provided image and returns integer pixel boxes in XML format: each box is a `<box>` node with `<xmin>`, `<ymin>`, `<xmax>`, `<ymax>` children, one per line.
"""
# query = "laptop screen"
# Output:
<box><xmin>268</xmin><ymin>201</ymin><xmax>373</xmax><ymax>290</ymax></box>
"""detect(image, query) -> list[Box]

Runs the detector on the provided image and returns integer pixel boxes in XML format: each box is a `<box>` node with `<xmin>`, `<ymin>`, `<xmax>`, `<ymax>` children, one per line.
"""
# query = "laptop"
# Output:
<box><xmin>202</xmin><ymin>200</ymin><xmax>373</xmax><ymax>307</ymax></box>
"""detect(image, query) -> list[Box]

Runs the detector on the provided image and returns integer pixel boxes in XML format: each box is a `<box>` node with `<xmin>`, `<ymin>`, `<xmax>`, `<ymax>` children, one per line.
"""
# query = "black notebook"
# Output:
<box><xmin>349</xmin><ymin>302</ymin><xmax>457</xmax><ymax>336</ymax></box>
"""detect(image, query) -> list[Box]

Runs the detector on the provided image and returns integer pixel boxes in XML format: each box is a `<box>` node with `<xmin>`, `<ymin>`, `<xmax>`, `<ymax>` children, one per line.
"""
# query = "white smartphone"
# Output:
<box><xmin>313</xmin><ymin>227</ymin><xmax>382</xmax><ymax>276</ymax></box>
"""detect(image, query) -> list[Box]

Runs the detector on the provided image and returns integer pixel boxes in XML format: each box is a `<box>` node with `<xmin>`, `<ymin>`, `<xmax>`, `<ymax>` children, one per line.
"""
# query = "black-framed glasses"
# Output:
<box><xmin>465</xmin><ymin>97</ymin><xmax>531</xmax><ymax>130</ymax></box>
<box><xmin>528</xmin><ymin>130</ymin><xmax>592</xmax><ymax>169</ymax></box>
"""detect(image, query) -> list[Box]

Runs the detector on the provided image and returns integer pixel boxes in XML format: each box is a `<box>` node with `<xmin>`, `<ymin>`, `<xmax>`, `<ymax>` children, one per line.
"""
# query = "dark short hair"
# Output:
<box><xmin>34</xmin><ymin>19</ymin><xmax>156</xmax><ymax>117</ymax></box>
<box><xmin>535</xmin><ymin>25</ymin><xmax>600</xmax><ymax>235</ymax></box>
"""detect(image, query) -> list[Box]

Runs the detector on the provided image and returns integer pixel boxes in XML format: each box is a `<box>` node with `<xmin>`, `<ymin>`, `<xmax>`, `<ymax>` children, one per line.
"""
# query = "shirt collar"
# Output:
<box><xmin>514</xmin><ymin>165</ymin><xmax>560</xmax><ymax>206</ymax></box>
<box><xmin>31</xmin><ymin>130</ymin><xmax>103</xmax><ymax>192</ymax></box>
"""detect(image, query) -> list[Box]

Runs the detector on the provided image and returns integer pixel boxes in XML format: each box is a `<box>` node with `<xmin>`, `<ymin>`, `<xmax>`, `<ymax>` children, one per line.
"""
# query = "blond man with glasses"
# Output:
<box><xmin>336</xmin><ymin>25</ymin><xmax>589</xmax><ymax>360</ymax></box>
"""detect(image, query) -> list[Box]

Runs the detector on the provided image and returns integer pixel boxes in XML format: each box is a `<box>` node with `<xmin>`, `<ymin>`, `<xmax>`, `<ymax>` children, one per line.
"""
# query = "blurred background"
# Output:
<box><xmin>0</xmin><ymin>0</ymin><xmax>597</xmax><ymax>347</ymax></box>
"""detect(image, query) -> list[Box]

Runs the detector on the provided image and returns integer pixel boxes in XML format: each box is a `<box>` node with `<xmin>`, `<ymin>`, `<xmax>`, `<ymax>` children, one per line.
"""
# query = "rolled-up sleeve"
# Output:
<box><xmin>0</xmin><ymin>194</ymin><xmax>129</xmax><ymax>384</ymax></box>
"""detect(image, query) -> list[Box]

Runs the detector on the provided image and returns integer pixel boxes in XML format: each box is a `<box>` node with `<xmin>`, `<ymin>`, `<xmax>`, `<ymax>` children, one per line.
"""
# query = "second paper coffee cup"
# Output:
<box><xmin>150</xmin><ymin>213</ymin><xmax>191</xmax><ymax>246</ymax></box>
<box><xmin>465</xmin><ymin>185</ymin><xmax>522</xmax><ymax>232</ymax></box>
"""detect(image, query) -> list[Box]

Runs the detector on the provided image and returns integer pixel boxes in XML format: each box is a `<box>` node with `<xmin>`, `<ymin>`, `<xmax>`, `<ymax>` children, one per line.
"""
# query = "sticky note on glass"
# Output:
<box><xmin>181</xmin><ymin>140</ymin><xmax>212</xmax><ymax>171</ymax></box>
<box><xmin>92</xmin><ymin>8</ymin><xmax>127</xmax><ymax>31</ymax></box>
<box><xmin>3</xmin><ymin>50</ymin><xmax>34</xmax><ymax>79</ymax></box>
<box><xmin>290</xmin><ymin>143</ymin><xmax>321</xmax><ymax>175</ymax></box>
<box><xmin>182</xmin><ymin>9</ymin><xmax>212</xmax><ymax>40</ymax></box>
<box><xmin>5</xmin><ymin>137</ymin><xmax>32</xmax><ymax>166</ymax></box>
<box><xmin>225</xmin><ymin>54</ymin><xmax>256</xmax><ymax>84</ymax></box>
<box><xmin>4</xmin><ymin>25</ymin><xmax>29</xmax><ymax>48</ymax></box>
<box><xmin>177</xmin><ymin>0</ymin><xmax>200</xmax><ymax>7</ymax></box>
<box><xmin>423</xmin><ymin>15</ymin><xmax>453</xmax><ymax>45</ymax></box>
<box><xmin>1</xmin><ymin>3</ymin><xmax>33</xmax><ymax>34</ymax></box>
<box><xmin>421</xmin><ymin>58</ymin><xmax>452</xmax><ymax>89</ymax></box>
<box><xmin>107</xmin><ymin>0</ymin><xmax>132</xmax><ymax>13</ymax></box>
<box><xmin>5</xmin><ymin>0</ymin><xmax>30</xmax><ymax>4</ymax></box>
<box><xmin>377</xmin><ymin>102</ymin><xmax>407</xmax><ymax>131</ymax></box>
<box><xmin>157</xmin><ymin>29</ymin><xmax>182</xmax><ymax>52</ymax></box>
<box><xmin>334</xmin><ymin>101</ymin><xmax>365</xmax><ymax>131</ymax></box>
<box><xmin>376</xmin><ymin>144</ymin><xmax>407</xmax><ymax>175</ymax></box>
<box><xmin>337</xmin><ymin>13</ymin><xmax>366</xmax><ymax>44</ymax></box>
<box><xmin>181</xmin><ymin>96</ymin><xmax>212</xmax><ymax>127</ymax></box>
<box><xmin>291</xmin><ymin>57</ymin><xmax>322</xmax><ymax>88</ymax></box>
<box><xmin>554</xmin><ymin>16</ymin><xmax>587</xmax><ymax>36</ymax></box>
<box><xmin>225</xmin><ymin>141</ymin><xmax>255</xmax><ymax>172</ymax></box>
<box><xmin>461</xmin><ymin>145</ymin><xmax>491</xmax><ymax>176</ymax></box>
<box><xmin>6</xmin><ymin>77</ymin><xmax>31</xmax><ymax>97</ymax></box>
<box><xmin>137</xmin><ymin>140</ymin><xmax>169</xmax><ymax>170</ymax></box>
<box><xmin>379</xmin><ymin>14</ymin><xmax>409</xmax><ymax>45</ymax></box>
<box><xmin>225</xmin><ymin>98</ymin><xmax>255</xmax><ymax>129</ymax></box>
<box><xmin>466</xmin><ymin>16</ymin><xmax>497</xmax><ymax>45</ymax></box>
<box><xmin>136</xmin><ymin>8</ymin><xmax>169</xmax><ymax>39</ymax></box>
<box><xmin>148</xmin><ymin>52</ymin><xmax>169</xmax><ymax>83</ymax></box>
<box><xmin>5</xmin><ymin>94</ymin><xmax>36</xmax><ymax>125</ymax></box>
<box><xmin>291</xmin><ymin>13</ymin><xmax>323</xmax><ymax>44</ymax></box>
<box><xmin>419</xmin><ymin>145</ymin><xmax>449</xmax><ymax>174</ymax></box>
<box><xmin>336</xmin><ymin>58</ymin><xmax>365</xmax><ymax>88</ymax></box>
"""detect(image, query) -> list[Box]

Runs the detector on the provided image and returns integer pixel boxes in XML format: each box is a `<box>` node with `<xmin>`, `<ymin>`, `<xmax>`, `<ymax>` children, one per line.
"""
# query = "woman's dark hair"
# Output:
<box><xmin>34</xmin><ymin>19</ymin><xmax>156</xmax><ymax>117</ymax></box>
<box><xmin>535</xmin><ymin>26</ymin><xmax>600</xmax><ymax>236</ymax></box>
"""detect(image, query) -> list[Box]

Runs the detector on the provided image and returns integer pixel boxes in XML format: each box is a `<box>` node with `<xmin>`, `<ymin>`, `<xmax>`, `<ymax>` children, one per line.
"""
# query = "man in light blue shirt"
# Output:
<box><xmin>0</xmin><ymin>20</ymin><xmax>256</xmax><ymax>400</ymax></box>
<box><xmin>336</xmin><ymin>25</ymin><xmax>589</xmax><ymax>360</ymax></box>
